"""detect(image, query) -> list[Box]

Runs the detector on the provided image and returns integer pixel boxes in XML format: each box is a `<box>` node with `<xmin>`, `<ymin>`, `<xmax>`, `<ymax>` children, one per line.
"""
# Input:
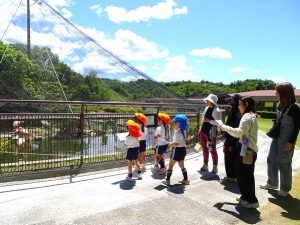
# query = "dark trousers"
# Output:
<box><xmin>236</xmin><ymin>151</ymin><xmax>258</xmax><ymax>204</ymax></box>
<box><xmin>224</xmin><ymin>150</ymin><xmax>239</xmax><ymax>178</ymax></box>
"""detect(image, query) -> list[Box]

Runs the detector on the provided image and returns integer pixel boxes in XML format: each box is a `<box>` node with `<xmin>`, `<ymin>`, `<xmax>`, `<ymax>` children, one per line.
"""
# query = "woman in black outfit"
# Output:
<box><xmin>221</xmin><ymin>94</ymin><xmax>242</xmax><ymax>183</ymax></box>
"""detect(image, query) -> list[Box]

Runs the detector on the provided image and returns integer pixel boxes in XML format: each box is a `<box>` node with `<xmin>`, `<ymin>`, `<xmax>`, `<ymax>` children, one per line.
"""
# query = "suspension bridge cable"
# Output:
<box><xmin>39</xmin><ymin>0</ymin><xmax>194</xmax><ymax>108</ymax></box>
<box><xmin>34</xmin><ymin>16</ymin><xmax>73</xmax><ymax>113</ymax></box>
<box><xmin>38</xmin><ymin>0</ymin><xmax>180</xmax><ymax>111</ymax></box>
<box><xmin>0</xmin><ymin>0</ymin><xmax>23</xmax><ymax>64</ymax></box>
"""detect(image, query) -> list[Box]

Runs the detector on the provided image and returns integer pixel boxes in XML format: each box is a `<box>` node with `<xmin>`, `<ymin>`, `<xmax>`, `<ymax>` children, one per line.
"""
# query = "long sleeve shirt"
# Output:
<box><xmin>221</xmin><ymin>112</ymin><xmax>258</xmax><ymax>152</ymax></box>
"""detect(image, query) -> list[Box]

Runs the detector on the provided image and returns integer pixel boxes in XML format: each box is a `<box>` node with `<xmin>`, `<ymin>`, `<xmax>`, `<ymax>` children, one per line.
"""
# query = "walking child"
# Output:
<box><xmin>153</xmin><ymin>113</ymin><xmax>170</xmax><ymax>174</ymax></box>
<box><xmin>124</xmin><ymin>120</ymin><xmax>142</xmax><ymax>181</ymax></box>
<box><xmin>135</xmin><ymin>113</ymin><xmax>148</xmax><ymax>171</ymax></box>
<box><xmin>162</xmin><ymin>114</ymin><xmax>189</xmax><ymax>185</ymax></box>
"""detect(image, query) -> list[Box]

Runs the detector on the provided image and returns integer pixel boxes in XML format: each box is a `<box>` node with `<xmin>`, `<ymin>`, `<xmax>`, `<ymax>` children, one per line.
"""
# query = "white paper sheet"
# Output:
<box><xmin>116</xmin><ymin>132</ymin><xmax>129</xmax><ymax>141</ymax></box>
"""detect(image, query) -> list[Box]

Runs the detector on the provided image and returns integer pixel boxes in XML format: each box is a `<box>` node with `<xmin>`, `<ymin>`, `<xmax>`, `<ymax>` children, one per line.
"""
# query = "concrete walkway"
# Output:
<box><xmin>1</xmin><ymin>131</ymin><xmax>300</xmax><ymax>225</ymax></box>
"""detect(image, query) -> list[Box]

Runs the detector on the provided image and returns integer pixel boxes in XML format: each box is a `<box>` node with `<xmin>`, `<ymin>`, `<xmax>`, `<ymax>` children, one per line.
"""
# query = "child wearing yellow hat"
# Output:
<box><xmin>135</xmin><ymin>113</ymin><xmax>148</xmax><ymax>171</ymax></box>
<box><xmin>124</xmin><ymin>120</ymin><xmax>142</xmax><ymax>181</ymax></box>
<box><xmin>153</xmin><ymin>113</ymin><xmax>170</xmax><ymax>174</ymax></box>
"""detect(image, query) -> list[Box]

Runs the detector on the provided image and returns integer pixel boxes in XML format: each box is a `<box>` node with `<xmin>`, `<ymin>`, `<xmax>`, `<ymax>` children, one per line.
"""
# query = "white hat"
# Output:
<box><xmin>204</xmin><ymin>94</ymin><xmax>218</xmax><ymax>106</ymax></box>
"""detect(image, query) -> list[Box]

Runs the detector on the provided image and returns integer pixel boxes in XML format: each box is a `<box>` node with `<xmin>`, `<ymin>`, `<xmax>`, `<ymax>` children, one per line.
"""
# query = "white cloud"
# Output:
<box><xmin>151</xmin><ymin>64</ymin><xmax>161</xmax><ymax>71</ymax></box>
<box><xmin>190</xmin><ymin>47</ymin><xmax>232</xmax><ymax>59</ymax></box>
<box><xmin>195</xmin><ymin>59</ymin><xmax>204</xmax><ymax>64</ymax></box>
<box><xmin>121</xmin><ymin>75</ymin><xmax>145</xmax><ymax>82</ymax></box>
<box><xmin>104</xmin><ymin>0</ymin><xmax>188</xmax><ymax>24</ymax></box>
<box><xmin>156</xmin><ymin>55</ymin><xmax>201</xmax><ymax>82</ymax></box>
<box><xmin>53</xmin><ymin>24</ymin><xmax>77</xmax><ymax>38</ymax></box>
<box><xmin>45</xmin><ymin>0</ymin><xmax>74</xmax><ymax>8</ymax></box>
<box><xmin>136</xmin><ymin>64</ymin><xmax>147</xmax><ymax>72</ymax></box>
<box><xmin>103</xmin><ymin>29</ymin><xmax>169</xmax><ymax>61</ymax></box>
<box><xmin>0</xmin><ymin>1</ymin><xmax>170</xmax><ymax>81</ymax></box>
<box><xmin>72</xmin><ymin>50</ymin><xmax>124</xmax><ymax>74</ymax></box>
<box><xmin>3</xmin><ymin>23</ymin><xmax>83</xmax><ymax>60</ymax></box>
<box><xmin>229</xmin><ymin>67</ymin><xmax>244</xmax><ymax>72</ymax></box>
<box><xmin>75</xmin><ymin>27</ymin><xmax>169</xmax><ymax>62</ymax></box>
<box><xmin>61</xmin><ymin>8</ymin><xmax>73</xmax><ymax>19</ymax></box>
<box><xmin>90</xmin><ymin>4</ymin><xmax>103</xmax><ymax>17</ymax></box>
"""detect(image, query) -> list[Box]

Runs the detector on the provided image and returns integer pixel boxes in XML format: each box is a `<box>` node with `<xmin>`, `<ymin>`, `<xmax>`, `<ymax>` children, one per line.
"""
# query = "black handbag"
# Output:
<box><xmin>266</xmin><ymin>119</ymin><xmax>281</xmax><ymax>139</ymax></box>
<box><xmin>266</xmin><ymin>104</ymin><xmax>292</xmax><ymax>139</ymax></box>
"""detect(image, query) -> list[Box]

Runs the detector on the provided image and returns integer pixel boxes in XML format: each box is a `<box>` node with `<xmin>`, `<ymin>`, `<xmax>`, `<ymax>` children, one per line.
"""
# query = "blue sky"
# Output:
<box><xmin>1</xmin><ymin>0</ymin><xmax>300</xmax><ymax>88</ymax></box>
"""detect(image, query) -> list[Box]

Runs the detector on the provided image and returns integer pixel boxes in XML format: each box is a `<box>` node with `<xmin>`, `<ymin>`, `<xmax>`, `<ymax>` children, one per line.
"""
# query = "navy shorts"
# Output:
<box><xmin>139</xmin><ymin>140</ymin><xmax>146</xmax><ymax>152</ymax></box>
<box><xmin>156</xmin><ymin>144</ymin><xmax>168</xmax><ymax>155</ymax></box>
<box><xmin>171</xmin><ymin>147</ymin><xmax>186</xmax><ymax>161</ymax></box>
<box><xmin>126</xmin><ymin>147</ymin><xmax>139</xmax><ymax>161</ymax></box>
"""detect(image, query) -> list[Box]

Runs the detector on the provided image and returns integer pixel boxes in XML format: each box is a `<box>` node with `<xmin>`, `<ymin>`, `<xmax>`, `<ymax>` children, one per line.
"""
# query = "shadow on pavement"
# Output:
<box><xmin>150</xmin><ymin>168</ymin><xmax>166</xmax><ymax>180</ymax></box>
<box><xmin>119</xmin><ymin>180</ymin><xmax>136</xmax><ymax>190</ymax></box>
<box><xmin>153</xmin><ymin>183</ymin><xmax>186</xmax><ymax>194</ymax></box>
<box><xmin>167</xmin><ymin>183</ymin><xmax>186</xmax><ymax>194</ymax></box>
<box><xmin>221</xmin><ymin>181</ymin><xmax>241</xmax><ymax>194</ymax></box>
<box><xmin>268</xmin><ymin>191</ymin><xmax>300</xmax><ymax>221</ymax></box>
<box><xmin>198</xmin><ymin>170</ymin><xmax>220</xmax><ymax>181</ymax></box>
<box><xmin>214</xmin><ymin>202</ymin><xmax>261</xmax><ymax>224</ymax></box>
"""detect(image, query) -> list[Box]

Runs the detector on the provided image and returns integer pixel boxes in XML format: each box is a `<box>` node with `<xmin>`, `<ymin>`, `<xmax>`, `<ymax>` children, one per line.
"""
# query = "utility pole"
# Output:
<box><xmin>27</xmin><ymin>0</ymin><xmax>31</xmax><ymax>59</ymax></box>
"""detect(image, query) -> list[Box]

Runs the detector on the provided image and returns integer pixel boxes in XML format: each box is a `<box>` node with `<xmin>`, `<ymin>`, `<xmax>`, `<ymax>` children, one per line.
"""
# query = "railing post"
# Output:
<box><xmin>197</xmin><ymin>108</ymin><xmax>201</xmax><ymax>133</ymax></box>
<box><xmin>79</xmin><ymin>104</ymin><xmax>85</xmax><ymax>167</ymax></box>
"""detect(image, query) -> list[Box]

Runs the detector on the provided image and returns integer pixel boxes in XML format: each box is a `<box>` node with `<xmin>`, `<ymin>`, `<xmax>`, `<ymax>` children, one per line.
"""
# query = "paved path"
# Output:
<box><xmin>1</xmin><ymin>131</ymin><xmax>300</xmax><ymax>225</ymax></box>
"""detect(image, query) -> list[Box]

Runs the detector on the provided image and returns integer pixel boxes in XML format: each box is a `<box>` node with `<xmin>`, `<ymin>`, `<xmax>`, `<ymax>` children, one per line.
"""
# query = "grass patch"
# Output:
<box><xmin>258</xmin><ymin>117</ymin><xmax>300</xmax><ymax>149</ymax></box>
<box><xmin>254</xmin><ymin>172</ymin><xmax>300</xmax><ymax>225</ymax></box>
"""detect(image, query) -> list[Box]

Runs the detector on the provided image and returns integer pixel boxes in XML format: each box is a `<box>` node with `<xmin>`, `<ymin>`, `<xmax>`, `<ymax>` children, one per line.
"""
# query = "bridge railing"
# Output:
<box><xmin>0</xmin><ymin>99</ymin><xmax>215</xmax><ymax>179</ymax></box>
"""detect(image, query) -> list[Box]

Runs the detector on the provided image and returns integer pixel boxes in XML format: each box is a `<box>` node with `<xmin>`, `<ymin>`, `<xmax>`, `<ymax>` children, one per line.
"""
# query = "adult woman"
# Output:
<box><xmin>218</xmin><ymin>96</ymin><xmax>259</xmax><ymax>208</ymax></box>
<box><xmin>260</xmin><ymin>82</ymin><xmax>300</xmax><ymax>197</ymax></box>
<box><xmin>198</xmin><ymin>94</ymin><xmax>222</xmax><ymax>173</ymax></box>
<box><xmin>221</xmin><ymin>94</ymin><xmax>242</xmax><ymax>183</ymax></box>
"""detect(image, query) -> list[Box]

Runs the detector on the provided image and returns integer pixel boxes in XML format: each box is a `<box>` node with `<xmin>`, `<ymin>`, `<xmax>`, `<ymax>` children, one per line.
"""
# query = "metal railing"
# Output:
<box><xmin>0</xmin><ymin>100</ymin><xmax>207</xmax><ymax>179</ymax></box>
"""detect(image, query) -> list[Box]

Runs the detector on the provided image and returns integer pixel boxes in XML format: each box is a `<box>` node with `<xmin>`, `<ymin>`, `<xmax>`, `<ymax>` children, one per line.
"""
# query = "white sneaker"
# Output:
<box><xmin>277</xmin><ymin>190</ymin><xmax>289</xmax><ymax>197</ymax></box>
<box><xmin>236</xmin><ymin>197</ymin><xmax>247</xmax><ymax>204</ymax></box>
<box><xmin>126</xmin><ymin>176</ymin><xmax>133</xmax><ymax>182</ymax></box>
<box><xmin>241</xmin><ymin>201</ymin><xmax>260</xmax><ymax>209</ymax></box>
<box><xmin>137</xmin><ymin>173</ymin><xmax>142</xmax><ymax>180</ymax></box>
<box><xmin>260</xmin><ymin>183</ymin><xmax>278</xmax><ymax>190</ymax></box>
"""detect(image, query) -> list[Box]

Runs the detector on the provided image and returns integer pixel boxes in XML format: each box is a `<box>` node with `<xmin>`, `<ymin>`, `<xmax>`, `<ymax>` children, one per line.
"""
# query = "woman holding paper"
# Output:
<box><xmin>218</xmin><ymin>96</ymin><xmax>259</xmax><ymax>209</ymax></box>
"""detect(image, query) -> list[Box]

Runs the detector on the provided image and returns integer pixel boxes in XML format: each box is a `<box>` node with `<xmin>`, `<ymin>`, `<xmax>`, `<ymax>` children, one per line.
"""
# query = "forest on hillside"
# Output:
<box><xmin>0</xmin><ymin>42</ymin><xmax>276</xmax><ymax>102</ymax></box>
